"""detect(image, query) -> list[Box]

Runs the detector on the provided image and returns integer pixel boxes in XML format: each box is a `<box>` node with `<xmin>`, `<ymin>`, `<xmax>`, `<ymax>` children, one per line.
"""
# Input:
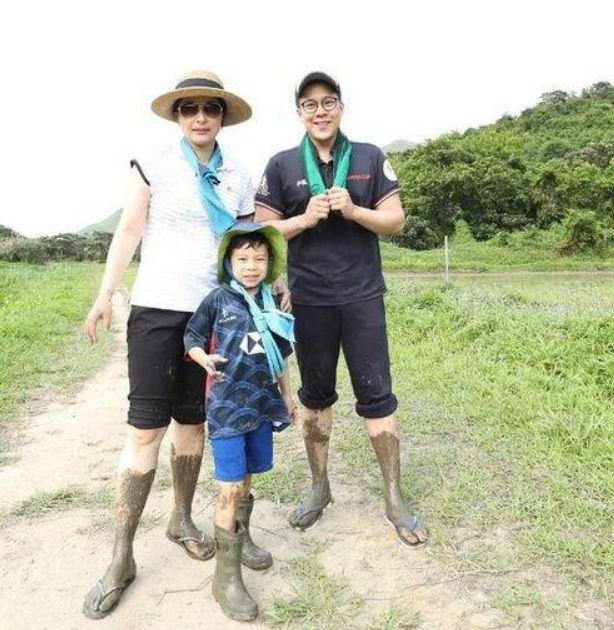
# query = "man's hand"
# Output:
<box><xmin>303</xmin><ymin>194</ymin><xmax>330</xmax><ymax>228</ymax></box>
<box><xmin>272</xmin><ymin>278</ymin><xmax>292</xmax><ymax>313</ymax></box>
<box><xmin>202</xmin><ymin>353</ymin><xmax>228</xmax><ymax>383</ymax></box>
<box><xmin>328</xmin><ymin>187</ymin><xmax>356</xmax><ymax>220</ymax></box>
<box><xmin>84</xmin><ymin>296</ymin><xmax>112</xmax><ymax>344</ymax></box>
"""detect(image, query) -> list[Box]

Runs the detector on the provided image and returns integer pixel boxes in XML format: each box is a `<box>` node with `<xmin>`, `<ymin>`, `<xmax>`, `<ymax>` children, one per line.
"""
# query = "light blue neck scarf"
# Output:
<box><xmin>225</xmin><ymin>261</ymin><xmax>295</xmax><ymax>381</ymax></box>
<box><xmin>180</xmin><ymin>137</ymin><xmax>235</xmax><ymax>237</ymax></box>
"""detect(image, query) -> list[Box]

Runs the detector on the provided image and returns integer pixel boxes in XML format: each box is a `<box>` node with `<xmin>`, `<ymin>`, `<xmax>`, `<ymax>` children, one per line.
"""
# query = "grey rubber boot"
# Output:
<box><xmin>236</xmin><ymin>494</ymin><xmax>273</xmax><ymax>570</ymax></box>
<box><xmin>212</xmin><ymin>523</ymin><xmax>258</xmax><ymax>622</ymax></box>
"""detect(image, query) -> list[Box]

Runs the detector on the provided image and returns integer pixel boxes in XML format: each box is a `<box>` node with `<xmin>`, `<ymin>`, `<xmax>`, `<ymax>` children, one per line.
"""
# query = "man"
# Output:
<box><xmin>255</xmin><ymin>71</ymin><xmax>427</xmax><ymax>546</ymax></box>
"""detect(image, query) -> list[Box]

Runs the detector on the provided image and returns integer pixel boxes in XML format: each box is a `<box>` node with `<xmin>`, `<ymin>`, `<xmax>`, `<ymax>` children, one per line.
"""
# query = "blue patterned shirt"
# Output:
<box><xmin>184</xmin><ymin>284</ymin><xmax>292</xmax><ymax>440</ymax></box>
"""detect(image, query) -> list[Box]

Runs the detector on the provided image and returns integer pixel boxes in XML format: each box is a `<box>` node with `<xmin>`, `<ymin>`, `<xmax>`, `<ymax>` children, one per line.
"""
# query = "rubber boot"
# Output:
<box><xmin>212</xmin><ymin>523</ymin><xmax>258</xmax><ymax>622</ymax></box>
<box><xmin>236</xmin><ymin>494</ymin><xmax>273</xmax><ymax>570</ymax></box>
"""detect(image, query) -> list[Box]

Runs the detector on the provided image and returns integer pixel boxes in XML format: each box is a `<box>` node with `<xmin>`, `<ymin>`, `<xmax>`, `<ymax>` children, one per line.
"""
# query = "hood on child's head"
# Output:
<box><xmin>217</xmin><ymin>222</ymin><xmax>286</xmax><ymax>285</ymax></box>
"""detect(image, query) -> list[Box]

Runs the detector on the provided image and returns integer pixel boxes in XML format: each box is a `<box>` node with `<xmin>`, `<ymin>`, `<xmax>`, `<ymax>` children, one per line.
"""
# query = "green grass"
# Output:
<box><xmin>267</xmin><ymin>556</ymin><xmax>363</xmax><ymax>628</ymax></box>
<box><xmin>382</xmin><ymin>274</ymin><xmax>613</xmax><ymax>595</ymax></box>
<box><xmin>2</xmin><ymin>484</ymin><xmax>114</xmax><ymax>520</ymax></box>
<box><xmin>381</xmin><ymin>224</ymin><xmax>614</xmax><ymax>272</ymax></box>
<box><xmin>0</xmin><ymin>262</ymin><xmax>119</xmax><ymax>441</ymax></box>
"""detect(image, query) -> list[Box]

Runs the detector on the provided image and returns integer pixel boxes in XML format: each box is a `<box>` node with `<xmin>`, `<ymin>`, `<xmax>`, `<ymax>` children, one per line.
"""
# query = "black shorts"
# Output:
<box><xmin>293</xmin><ymin>297</ymin><xmax>398</xmax><ymax>419</ymax></box>
<box><xmin>127</xmin><ymin>306</ymin><xmax>206</xmax><ymax>429</ymax></box>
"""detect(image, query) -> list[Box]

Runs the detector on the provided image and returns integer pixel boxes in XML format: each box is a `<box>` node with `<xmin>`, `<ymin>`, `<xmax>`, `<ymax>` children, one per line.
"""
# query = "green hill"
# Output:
<box><xmin>0</xmin><ymin>225</ymin><xmax>21</xmax><ymax>239</ymax></box>
<box><xmin>79</xmin><ymin>209</ymin><xmax>122</xmax><ymax>234</ymax></box>
<box><xmin>389</xmin><ymin>81</ymin><xmax>614</xmax><ymax>250</ymax></box>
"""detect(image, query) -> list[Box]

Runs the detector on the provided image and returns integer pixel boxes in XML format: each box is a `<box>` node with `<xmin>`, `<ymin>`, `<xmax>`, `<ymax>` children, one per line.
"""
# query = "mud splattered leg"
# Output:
<box><xmin>83</xmin><ymin>426</ymin><xmax>163</xmax><ymax>619</ymax></box>
<box><xmin>166</xmin><ymin>422</ymin><xmax>213</xmax><ymax>560</ymax></box>
<box><xmin>367</xmin><ymin>415</ymin><xmax>427</xmax><ymax>546</ymax></box>
<box><xmin>289</xmin><ymin>405</ymin><xmax>333</xmax><ymax>530</ymax></box>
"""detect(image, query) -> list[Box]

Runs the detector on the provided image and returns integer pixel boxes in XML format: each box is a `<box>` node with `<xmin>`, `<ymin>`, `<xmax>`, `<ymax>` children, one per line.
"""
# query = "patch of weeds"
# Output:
<box><xmin>266</xmin><ymin>556</ymin><xmax>363</xmax><ymax>629</ymax></box>
<box><xmin>370</xmin><ymin>604</ymin><xmax>422</xmax><ymax>629</ymax></box>
<box><xmin>492</xmin><ymin>580</ymin><xmax>545</xmax><ymax>623</ymax></box>
<box><xmin>253</xmin><ymin>460</ymin><xmax>307</xmax><ymax>504</ymax></box>
<box><xmin>3</xmin><ymin>484</ymin><xmax>115</xmax><ymax>522</ymax></box>
<box><xmin>6</xmin><ymin>486</ymin><xmax>88</xmax><ymax>518</ymax></box>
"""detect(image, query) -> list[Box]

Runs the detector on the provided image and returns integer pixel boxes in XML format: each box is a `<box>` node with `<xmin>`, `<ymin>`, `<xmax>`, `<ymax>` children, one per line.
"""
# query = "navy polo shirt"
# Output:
<box><xmin>255</xmin><ymin>142</ymin><xmax>400</xmax><ymax>306</ymax></box>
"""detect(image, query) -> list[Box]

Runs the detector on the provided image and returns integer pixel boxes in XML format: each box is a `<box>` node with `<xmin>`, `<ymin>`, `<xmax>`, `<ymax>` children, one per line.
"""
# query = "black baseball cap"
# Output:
<box><xmin>295</xmin><ymin>71</ymin><xmax>341</xmax><ymax>104</ymax></box>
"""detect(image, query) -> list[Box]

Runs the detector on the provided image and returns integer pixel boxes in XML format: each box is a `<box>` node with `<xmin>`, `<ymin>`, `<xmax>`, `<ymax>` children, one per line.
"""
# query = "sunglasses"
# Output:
<box><xmin>176</xmin><ymin>101</ymin><xmax>224</xmax><ymax>119</ymax></box>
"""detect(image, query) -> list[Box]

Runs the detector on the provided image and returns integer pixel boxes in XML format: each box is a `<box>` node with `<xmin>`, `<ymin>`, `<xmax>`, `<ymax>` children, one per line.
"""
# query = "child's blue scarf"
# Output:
<box><xmin>224</xmin><ymin>260</ymin><xmax>295</xmax><ymax>382</ymax></box>
<box><xmin>181</xmin><ymin>137</ymin><xmax>235</xmax><ymax>237</ymax></box>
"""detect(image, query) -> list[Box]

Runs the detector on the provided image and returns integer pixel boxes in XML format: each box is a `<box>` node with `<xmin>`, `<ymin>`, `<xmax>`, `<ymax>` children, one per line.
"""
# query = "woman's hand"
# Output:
<box><xmin>85</xmin><ymin>295</ymin><xmax>112</xmax><ymax>344</ymax></box>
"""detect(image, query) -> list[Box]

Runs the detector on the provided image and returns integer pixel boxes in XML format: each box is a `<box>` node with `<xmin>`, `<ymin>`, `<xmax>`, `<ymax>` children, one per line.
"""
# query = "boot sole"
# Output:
<box><xmin>242</xmin><ymin>557</ymin><xmax>273</xmax><ymax>571</ymax></box>
<box><xmin>212</xmin><ymin>585</ymin><xmax>258</xmax><ymax>622</ymax></box>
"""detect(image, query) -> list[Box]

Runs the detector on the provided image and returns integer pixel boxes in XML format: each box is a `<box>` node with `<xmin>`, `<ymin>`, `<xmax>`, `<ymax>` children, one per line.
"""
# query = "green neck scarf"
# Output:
<box><xmin>300</xmin><ymin>131</ymin><xmax>352</xmax><ymax>195</ymax></box>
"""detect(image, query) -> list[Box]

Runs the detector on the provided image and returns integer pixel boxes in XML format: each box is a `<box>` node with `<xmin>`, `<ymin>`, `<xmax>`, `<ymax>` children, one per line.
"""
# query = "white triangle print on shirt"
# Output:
<box><xmin>240</xmin><ymin>332</ymin><xmax>266</xmax><ymax>355</ymax></box>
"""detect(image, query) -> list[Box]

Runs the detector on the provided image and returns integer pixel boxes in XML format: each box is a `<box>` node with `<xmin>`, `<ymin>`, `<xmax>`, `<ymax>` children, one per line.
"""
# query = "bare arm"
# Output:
<box><xmin>84</xmin><ymin>170</ymin><xmax>149</xmax><ymax>342</ymax></box>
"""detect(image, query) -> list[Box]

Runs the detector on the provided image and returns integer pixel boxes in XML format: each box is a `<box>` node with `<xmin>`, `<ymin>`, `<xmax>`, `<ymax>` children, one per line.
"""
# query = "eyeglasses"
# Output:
<box><xmin>176</xmin><ymin>101</ymin><xmax>224</xmax><ymax>119</ymax></box>
<box><xmin>299</xmin><ymin>96</ymin><xmax>340</xmax><ymax>115</ymax></box>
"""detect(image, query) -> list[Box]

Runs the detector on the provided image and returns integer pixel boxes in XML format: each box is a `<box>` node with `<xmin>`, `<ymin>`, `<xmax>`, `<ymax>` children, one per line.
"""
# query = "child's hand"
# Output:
<box><xmin>203</xmin><ymin>354</ymin><xmax>227</xmax><ymax>383</ymax></box>
<box><xmin>284</xmin><ymin>394</ymin><xmax>297</xmax><ymax>425</ymax></box>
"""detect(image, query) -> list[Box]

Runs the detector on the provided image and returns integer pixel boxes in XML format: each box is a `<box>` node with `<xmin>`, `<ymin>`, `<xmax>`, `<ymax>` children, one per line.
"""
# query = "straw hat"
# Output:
<box><xmin>151</xmin><ymin>70</ymin><xmax>252</xmax><ymax>126</ymax></box>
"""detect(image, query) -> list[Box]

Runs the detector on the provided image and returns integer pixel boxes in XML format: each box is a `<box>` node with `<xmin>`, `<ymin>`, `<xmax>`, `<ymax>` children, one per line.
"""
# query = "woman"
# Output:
<box><xmin>82</xmin><ymin>71</ymin><xmax>278</xmax><ymax>619</ymax></box>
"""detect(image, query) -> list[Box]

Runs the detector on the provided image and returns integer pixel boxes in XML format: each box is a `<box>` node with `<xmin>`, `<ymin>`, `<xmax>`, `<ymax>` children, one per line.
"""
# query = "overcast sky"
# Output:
<box><xmin>1</xmin><ymin>0</ymin><xmax>612</xmax><ymax>236</ymax></box>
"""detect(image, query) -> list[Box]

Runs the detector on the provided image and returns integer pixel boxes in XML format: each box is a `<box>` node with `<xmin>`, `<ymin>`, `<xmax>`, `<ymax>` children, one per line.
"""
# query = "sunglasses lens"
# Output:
<box><xmin>203</xmin><ymin>103</ymin><xmax>222</xmax><ymax>118</ymax></box>
<box><xmin>178</xmin><ymin>103</ymin><xmax>199</xmax><ymax>117</ymax></box>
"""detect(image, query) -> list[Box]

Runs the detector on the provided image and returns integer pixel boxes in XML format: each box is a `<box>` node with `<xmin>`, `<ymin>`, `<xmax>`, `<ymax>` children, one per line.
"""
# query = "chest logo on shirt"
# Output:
<box><xmin>240</xmin><ymin>332</ymin><xmax>266</xmax><ymax>355</ymax></box>
<box><xmin>219</xmin><ymin>309</ymin><xmax>237</xmax><ymax>324</ymax></box>
<box><xmin>296</xmin><ymin>179</ymin><xmax>308</xmax><ymax>187</ymax></box>
<box><xmin>347</xmin><ymin>173</ymin><xmax>371</xmax><ymax>181</ymax></box>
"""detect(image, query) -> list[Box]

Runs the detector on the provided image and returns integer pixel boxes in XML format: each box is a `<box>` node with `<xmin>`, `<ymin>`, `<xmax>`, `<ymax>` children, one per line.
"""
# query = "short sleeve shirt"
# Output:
<box><xmin>184</xmin><ymin>284</ymin><xmax>292</xmax><ymax>440</ymax></box>
<box><xmin>255</xmin><ymin>142</ymin><xmax>399</xmax><ymax>306</ymax></box>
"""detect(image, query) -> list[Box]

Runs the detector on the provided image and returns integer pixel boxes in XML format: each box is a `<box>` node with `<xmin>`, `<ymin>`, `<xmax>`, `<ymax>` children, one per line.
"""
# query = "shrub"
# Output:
<box><xmin>558</xmin><ymin>209</ymin><xmax>606</xmax><ymax>254</ymax></box>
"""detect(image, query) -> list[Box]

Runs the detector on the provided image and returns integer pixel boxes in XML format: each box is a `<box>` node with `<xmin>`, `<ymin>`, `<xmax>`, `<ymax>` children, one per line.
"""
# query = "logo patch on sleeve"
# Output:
<box><xmin>257</xmin><ymin>175</ymin><xmax>269</xmax><ymax>196</ymax></box>
<box><xmin>383</xmin><ymin>159</ymin><xmax>398</xmax><ymax>182</ymax></box>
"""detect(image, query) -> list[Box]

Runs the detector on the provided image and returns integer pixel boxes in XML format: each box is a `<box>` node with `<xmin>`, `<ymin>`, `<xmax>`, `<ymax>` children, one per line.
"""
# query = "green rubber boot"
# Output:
<box><xmin>212</xmin><ymin>523</ymin><xmax>258</xmax><ymax>622</ymax></box>
<box><xmin>236</xmin><ymin>495</ymin><xmax>273</xmax><ymax>570</ymax></box>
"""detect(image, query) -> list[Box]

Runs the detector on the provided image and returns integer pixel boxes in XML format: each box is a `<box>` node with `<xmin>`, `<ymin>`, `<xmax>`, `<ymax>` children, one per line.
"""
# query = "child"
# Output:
<box><xmin>184</xmin><ymin>222</ymin><xmax>295</xmax><ymax>622</ymax></box>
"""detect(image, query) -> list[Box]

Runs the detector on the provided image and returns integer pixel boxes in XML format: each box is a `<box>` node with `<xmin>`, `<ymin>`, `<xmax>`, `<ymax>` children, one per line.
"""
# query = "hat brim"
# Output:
<box><xmin>151</xmin><ymin>87</ymin><xmax>252</xmax><ymax>126</ymax></box>
<box><xmin>217</xmin><ymin>224</ymin><xmax>286</xmax><ymax>285</ymax></box>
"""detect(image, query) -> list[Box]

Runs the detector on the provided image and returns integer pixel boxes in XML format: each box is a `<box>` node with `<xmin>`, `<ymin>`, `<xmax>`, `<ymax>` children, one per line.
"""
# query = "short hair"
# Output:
<box><xmin>227</xmin><ymin>232</ymin><xmax>272</xmax><ymax>259</ymax></box>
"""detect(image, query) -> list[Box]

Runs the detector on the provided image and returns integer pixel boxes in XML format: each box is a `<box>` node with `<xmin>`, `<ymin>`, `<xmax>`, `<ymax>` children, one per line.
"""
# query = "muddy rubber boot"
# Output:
<box><xmin>212</xmin><ymin>523</ymin><xmax>258</xmax><ymax>622</ymax></box>
<box><xmin>236</xmin><ymin>494</ymin><xmax>273</xmax><ymax>570</ymax></box>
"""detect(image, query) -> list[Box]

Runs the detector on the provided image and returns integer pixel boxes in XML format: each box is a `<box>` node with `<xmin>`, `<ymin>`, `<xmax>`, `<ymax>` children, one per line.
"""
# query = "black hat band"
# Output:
<box><xmin>175</xmin><ymin>78</ymin><xmax>224</xmax><ymax>90</ymax></box>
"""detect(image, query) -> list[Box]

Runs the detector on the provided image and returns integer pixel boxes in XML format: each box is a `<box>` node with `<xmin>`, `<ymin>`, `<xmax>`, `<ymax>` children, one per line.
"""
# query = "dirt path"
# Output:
<box><xmin>0</xmin><ymin>296</ymin><xmax>606</xmax><ymax>629</ymax></box>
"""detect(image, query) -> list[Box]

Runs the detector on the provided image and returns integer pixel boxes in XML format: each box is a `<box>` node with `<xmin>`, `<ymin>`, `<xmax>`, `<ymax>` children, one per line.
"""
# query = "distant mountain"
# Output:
<box><xmin>79</xmin><ymin>209</ymin><xmax>122</xmax><ymax>234</ymax></box>
<box><xmin>383</xmin><ymin>139</ymin><xmax>415</xmax><ymax>154</ymax></box>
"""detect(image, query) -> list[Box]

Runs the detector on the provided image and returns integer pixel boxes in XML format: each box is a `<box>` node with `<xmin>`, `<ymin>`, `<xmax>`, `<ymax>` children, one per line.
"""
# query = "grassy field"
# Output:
<box><xmin>0</xmin><ymin>262</ymin><xmax>114</xmax><ymax>456</ymax></box>
<box><xmin>385</xmin><ymin>274</ymin><xmax>613</xmax><ymax>592</ymax></box>
<box><xmin>1</xmin><ymin>259</ymin><xmax>612</xmax><ymax>624</ymax></box>
<box><xmin>389</xmin><ymin>276</ymin><xmax>614</xmax><ymax>588</ymax></box>
<box><xmin>381</xmin><ymin>225</ymin><xmax>614</xmax><ymax>272</ymax></box>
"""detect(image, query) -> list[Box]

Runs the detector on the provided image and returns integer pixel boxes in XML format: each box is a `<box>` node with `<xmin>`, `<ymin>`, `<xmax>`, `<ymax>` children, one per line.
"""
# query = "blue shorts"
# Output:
<box><xmin>210</xmin><ymin>421</ymin><xmax>273</xmax><ymax>482</ymax></box>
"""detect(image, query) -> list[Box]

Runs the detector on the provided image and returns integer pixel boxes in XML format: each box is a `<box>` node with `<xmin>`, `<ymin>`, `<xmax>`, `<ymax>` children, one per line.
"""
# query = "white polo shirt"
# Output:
<box><xmin>130</xmin><ymin>142</ymin><xmax>254</xmax><ymax>312</ymax></box>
